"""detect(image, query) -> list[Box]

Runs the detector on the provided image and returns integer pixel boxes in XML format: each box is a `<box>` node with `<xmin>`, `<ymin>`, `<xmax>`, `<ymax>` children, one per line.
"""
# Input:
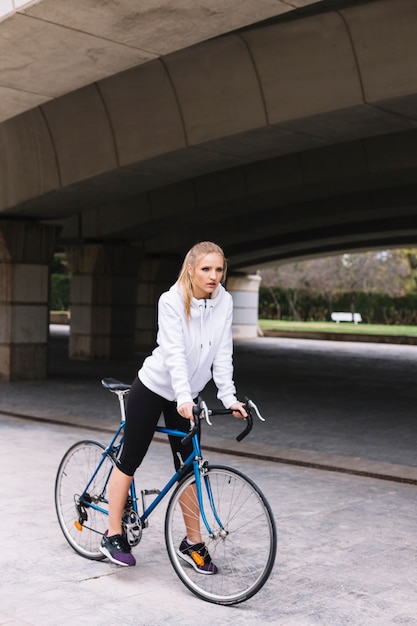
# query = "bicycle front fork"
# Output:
<box><xmin>194</xmin><ymin>459</ymin><xmax>227</xmax><ymax>539</ymax></box>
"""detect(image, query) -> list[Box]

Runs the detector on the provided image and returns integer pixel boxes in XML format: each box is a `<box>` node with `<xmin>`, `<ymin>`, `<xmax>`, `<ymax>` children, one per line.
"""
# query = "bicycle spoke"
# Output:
<box><xmin>165</xmin><ymin>465</ymin><xmax>276</xmax><ymax>605</ymax></box>
<box><xmin>55</xmin><ymin>441</ymin><xmax>113</xmax><ymax>560</ymax></box>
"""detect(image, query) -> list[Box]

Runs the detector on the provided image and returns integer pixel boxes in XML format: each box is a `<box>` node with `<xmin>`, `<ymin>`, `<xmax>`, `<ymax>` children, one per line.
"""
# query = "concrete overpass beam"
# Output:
<box><xmin>66</xmin><ymin>243</ymin><xmax>143</xmax><ymax>360</ymax></box>
<box><xmin>241</xmin><ymin>10</ymin><xmax>363</xmax><ymax>125</ymax></box>
<box><xmin>0</xmin><ymin>220</ymin><xmax>58</xmax><ymax>380</ymax></box>
<box><xmin>341</xmin><ymin>0</ymin><xmax>417</xmax><ymax>109</ymax></box>
<box><xmin>99</xmin><ymin>60</ymin><xmax>186</xmax><ymax>166</ymax></box>
<box><xmin>0</xmin><ymin>109</ymin><xmax>60</xmax><ymax>212</ymax></box>
<box><xmin>42</xmin><ymin>84</ymin><xmax>118</xmax><ymax>187</ymax></box>
<box><xmin>164</xmin><ymin>34</ymin><xmax>266</xmax><ymax>145</ymax></box>
<box><xmin>227</xmin><ymin>273</ymin><xmax>261</xmax><ymax>339</ymax></box>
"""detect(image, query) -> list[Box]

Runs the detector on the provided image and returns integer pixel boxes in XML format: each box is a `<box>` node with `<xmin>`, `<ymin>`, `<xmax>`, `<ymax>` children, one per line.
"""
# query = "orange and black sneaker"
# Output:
<box><xmin>177</xmin><ymin>537</ymin><xmax>218</xmax><ymax>575</ymax></box>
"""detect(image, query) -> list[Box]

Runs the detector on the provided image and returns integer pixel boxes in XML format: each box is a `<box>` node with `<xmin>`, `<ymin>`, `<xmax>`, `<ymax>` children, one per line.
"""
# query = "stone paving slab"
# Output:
<box><xmin>1</xmin><ymin>414</ymin><xmax>417</xmax><ymax>625</ymax></box>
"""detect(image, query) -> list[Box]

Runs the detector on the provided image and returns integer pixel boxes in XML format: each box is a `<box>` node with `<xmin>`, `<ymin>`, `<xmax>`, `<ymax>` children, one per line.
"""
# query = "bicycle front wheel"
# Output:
<box><xmin>55</xmin><ymin>440</ymin><xmax>114</xmax><ymax>560</ymax></box>
<box><xmin>165</xmin><ymin>464</ymin><xmax>277</xmax><ymax>605</ymax></box>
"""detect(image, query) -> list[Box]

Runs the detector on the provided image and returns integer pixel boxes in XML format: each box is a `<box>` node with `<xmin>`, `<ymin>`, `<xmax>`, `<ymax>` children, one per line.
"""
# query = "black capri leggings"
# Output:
<box><xmin>117</xmin><ymin>377</ymin><xmax>195</xmax><ymax>477</ymax></box>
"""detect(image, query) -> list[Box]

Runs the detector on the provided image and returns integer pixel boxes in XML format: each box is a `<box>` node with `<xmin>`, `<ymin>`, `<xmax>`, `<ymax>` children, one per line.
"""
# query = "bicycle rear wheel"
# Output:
<box><xmin>55</xmin><ymin>440</ymin><xmax>113</xmax><ymax>560</ymax></box>
<box><xmin>165</xmin><ymin>464</ymin><xmax>277</xmax><ymax>605</ymax></box>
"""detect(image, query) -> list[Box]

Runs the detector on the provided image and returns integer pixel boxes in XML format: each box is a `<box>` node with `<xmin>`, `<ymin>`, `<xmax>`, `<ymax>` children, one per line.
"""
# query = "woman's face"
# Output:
<box><xmin>189</xmin><ymin>252</ymin><xmax>225</xmax><ymax>299</ymax></box>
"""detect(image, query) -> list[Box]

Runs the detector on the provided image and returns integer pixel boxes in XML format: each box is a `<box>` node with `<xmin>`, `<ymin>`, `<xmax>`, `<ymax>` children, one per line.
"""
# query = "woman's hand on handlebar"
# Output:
<box><xmin>177</xmin><ymin>402</ymin><xmax>196</xmax><ymax>420</ymax></box>
<box><xmin>229</xmin><ymin>401</ymin><xmax>247</xmax><ymax>419</ymax></box>
<box><xmin>178</xmin><ymin>399</ymin><xmax>248</xmax><ymax>421</ymax></box>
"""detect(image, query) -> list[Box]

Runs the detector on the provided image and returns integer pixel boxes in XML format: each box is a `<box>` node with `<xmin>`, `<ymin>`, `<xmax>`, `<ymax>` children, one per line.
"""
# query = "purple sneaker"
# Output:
<box><xmin>177</xmin><ymin>537</ymin><xmax>218</xmax><ymax>575</ymax></box>
<box><xmin>100</xmin><ymin>531</ymin><xmax>136</xmax><ymax>566</ymax></box>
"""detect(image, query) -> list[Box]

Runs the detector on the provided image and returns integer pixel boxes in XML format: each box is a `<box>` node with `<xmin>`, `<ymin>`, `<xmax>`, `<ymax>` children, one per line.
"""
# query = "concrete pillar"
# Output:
<box><xmin>227</xmin><ymin>272</ymin><xmax>262</xmax><ymax>339</ymax></box>
<box><xmin>66</xmin><ymin>243</ymin><xmax>143</xmax><ymax>360</ymax></box>
<box><xmin>0</xmin><ymin>220</ymin><xmax>58</xmax><ymax>380</ymax></box>
<box><xmin>135</xmin><ymin>256</ymin><xmax>179</xmax><ymax>350</ymax></box>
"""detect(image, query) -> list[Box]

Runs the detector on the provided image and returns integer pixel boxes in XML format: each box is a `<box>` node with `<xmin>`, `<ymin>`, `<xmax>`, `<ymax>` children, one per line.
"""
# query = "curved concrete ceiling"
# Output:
<box><xmin>1</xmin><ymin>0</ymin><xmax>417</xmax><ymax>270</ymax></box>
<box><xmin>0</xmin><ymin>0</ymin><xmax>323</xmax><ymax>123</ymax></box>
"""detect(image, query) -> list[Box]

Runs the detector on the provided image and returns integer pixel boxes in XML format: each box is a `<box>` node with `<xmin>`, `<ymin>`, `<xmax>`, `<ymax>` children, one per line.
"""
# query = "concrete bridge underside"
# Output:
<box><xmin>1</xmin><ymin>0</ymin><xmax>417</xmax><ymax>378</ymax></box>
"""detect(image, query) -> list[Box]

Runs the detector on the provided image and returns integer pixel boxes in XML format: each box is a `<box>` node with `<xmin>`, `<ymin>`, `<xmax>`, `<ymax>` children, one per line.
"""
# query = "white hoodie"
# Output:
<box><xmin>139</xmin><ymin>283</ymin><xmax>238</xmax><ymax>408</ymax></box>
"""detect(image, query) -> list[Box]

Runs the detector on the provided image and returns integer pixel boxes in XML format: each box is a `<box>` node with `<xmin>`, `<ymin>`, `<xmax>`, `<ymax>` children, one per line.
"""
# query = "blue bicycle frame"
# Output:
<box><xmin>79</xmin><ymin>420</ymin><xmax>221</xmax><ymax>537</ymax></box>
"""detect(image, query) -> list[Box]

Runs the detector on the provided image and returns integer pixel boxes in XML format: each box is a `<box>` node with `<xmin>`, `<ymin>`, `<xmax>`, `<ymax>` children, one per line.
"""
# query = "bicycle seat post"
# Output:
<box><xmin>116</xmin><ymin>390</ymin><xmax>128</xmax><ymax>423</ymax></box>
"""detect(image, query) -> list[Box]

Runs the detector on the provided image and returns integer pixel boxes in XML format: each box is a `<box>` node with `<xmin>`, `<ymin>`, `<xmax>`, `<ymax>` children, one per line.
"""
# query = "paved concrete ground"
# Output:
<box><xmin>1</xmin><ymin>413</ymin><xmax>417</xmax><ymax>625</ymax></box>
<box><xmin>1</xmin><ymin>328</ymin><xmax>417</xmax><ymax>624</ymax></box>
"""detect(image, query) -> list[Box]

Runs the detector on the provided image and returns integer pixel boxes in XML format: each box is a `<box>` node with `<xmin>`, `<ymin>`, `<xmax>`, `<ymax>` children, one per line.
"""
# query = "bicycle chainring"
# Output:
<box><xmin>122</xmin><ymin>508</ymin><xmax>143</xmax><ymax>546</ymax></box>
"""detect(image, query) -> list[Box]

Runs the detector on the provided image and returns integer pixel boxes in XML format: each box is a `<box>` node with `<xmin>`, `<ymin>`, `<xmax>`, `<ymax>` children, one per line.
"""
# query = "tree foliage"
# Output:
<box><xmin>50</xmin><ymin>253</ymin><xmax>70</xmax><ymax>311</ymax></box>
<box><xmin>260</xmin><ymin>250</ymin><xmax>415</xmax><ymax>297</ymax></box>
<box><xmin>258</xmin><ymin>249</ymin><xmax>417</xmax><ymax>324</ymax></box>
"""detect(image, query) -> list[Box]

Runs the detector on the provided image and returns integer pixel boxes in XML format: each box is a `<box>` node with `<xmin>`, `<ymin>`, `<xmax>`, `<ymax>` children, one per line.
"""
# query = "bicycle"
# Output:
<box><xmin>55</xmin><ymin>378</ymin><xmax>277</xmax><ymax>605</ymax></box>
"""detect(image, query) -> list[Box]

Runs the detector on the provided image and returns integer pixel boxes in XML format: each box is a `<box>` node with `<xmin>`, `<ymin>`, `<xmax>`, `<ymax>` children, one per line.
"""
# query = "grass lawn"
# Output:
<box><xmin>258</xmin><ymin>319</ymin><xmax>417</xmax><ymax>337</ymax></box>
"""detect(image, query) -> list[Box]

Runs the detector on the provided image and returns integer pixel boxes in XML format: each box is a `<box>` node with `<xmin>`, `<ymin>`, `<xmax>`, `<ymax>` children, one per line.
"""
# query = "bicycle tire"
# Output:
<box><xmin>164</xmin><ymin>464</ymin><xmax>277</xmax><ymax>605</ymax></box>
<box><xmin>55</xmin><ymin>440</ymin><xmax>114</xmax><ymax>560</ymax></box>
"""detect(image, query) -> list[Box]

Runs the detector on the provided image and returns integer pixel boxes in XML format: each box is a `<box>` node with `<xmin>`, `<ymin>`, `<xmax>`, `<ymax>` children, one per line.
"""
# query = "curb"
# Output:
<box><xmin>262</xmin><ymin>329</ymin><xmax>417</xmax><ymax>345</ymax></box>
<box><xmin>3</xmin><ymin>409</ymin><xmax>416</xmax><ymax>486</ymax></box>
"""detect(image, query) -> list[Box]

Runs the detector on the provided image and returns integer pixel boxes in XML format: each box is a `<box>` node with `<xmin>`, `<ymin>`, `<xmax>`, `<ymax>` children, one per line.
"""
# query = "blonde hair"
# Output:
<box><xmin>177</xmin><ymin>241</ymin><xmax>227</xmax><ymax>318</ymax></box>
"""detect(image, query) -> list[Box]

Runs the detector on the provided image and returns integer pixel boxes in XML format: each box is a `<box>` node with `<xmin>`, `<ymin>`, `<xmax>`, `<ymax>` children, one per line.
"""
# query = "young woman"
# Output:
<box><xmin>100</xmin><ymin>241</ymin><xmax>247</xmax><ymax>571</ymax></box>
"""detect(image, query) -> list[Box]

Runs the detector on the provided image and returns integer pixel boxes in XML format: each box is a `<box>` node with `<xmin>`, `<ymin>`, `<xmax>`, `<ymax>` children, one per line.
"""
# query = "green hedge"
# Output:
<box><xmin>50</xmin><ymin>273</ymin><xmax>70</xmax><ymax>311</ymax></box>
<box><xmin>259</xmin><ymin>287</ymin><xmax>417</xmax><ymax>325</ymax></box>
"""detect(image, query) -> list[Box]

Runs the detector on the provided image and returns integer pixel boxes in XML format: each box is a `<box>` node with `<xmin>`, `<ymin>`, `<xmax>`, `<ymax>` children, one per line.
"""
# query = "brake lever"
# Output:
<box><xmin>199</xmin><ymin>399</ymin><xmax>212</xmax><ymax>426</ymax></box>
<box><xmin>247</xmin><ymin>399</ymin><xmax>265</xmax><ymax>422</ymax></box>
<box><xmin>181</xmin><ymin>397</ymin><xmax>208</xmax><ymax>445</ymax></box>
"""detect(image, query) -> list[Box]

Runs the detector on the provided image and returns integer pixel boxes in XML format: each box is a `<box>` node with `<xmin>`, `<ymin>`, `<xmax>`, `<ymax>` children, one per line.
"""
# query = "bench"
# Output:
<box><xmin>331</xmin><ymin>312</ymin><xmax>362</xmax><ymax>324</ymax></box>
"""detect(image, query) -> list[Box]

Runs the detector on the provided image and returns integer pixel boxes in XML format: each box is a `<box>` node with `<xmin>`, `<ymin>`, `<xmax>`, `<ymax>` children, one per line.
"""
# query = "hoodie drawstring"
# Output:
<box><xmin>199</xmin><ymin>300</ymin><xmax>213</xmax><ymax>348</ymax></box>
